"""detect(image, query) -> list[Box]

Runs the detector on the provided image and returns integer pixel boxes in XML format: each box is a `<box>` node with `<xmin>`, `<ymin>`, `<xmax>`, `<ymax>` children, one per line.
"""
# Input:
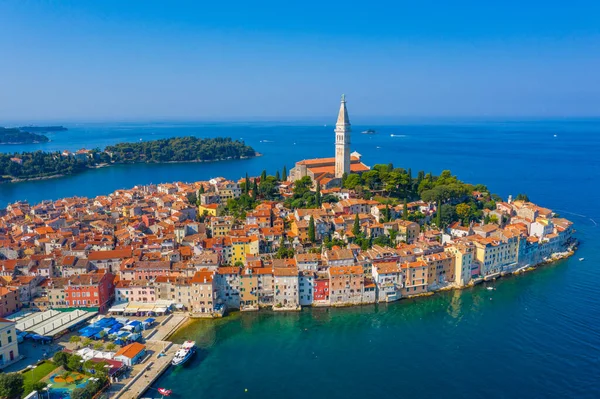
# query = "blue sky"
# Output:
<box><xmin>1</xmin><ymin>0</ymin><xmax>599</xmax><ymax>122</ymax></box>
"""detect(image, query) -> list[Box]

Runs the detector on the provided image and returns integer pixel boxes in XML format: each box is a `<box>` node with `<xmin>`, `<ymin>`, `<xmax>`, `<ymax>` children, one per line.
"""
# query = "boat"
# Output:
<box><xmin>171</xmin><ymin>340</ymin><xmax>196</xmax><ymax>366</ymax></box>
<box><xmin>157</xmin><ymin>388</ymin><xmax>172</xmax><ymax>397</ymax></box>
<box><xmin>579</xmin><ymin>258</ymin><xmax>585</xmax><ymax>261</ymax></box>
<box><xmin>486</xmin><ymin>287</ymin><xmax>494</xmax><ymax>291</ymax></box>
<box><xmin>361</xmin><ymin>129</ymin><xmax>376</xmax><ymax>134</ymax></box>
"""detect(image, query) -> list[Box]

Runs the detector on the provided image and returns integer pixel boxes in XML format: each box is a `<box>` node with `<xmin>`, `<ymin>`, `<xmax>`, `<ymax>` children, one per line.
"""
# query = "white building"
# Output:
<box><xmin>0</xmin><ymin>318</ymin><xmax>19</xmax><ymax>368</ymax></box>
<box><xmin>299</xmin><ymin>271</ymin><xmax>314</xmax><ymax>306</ymax></box>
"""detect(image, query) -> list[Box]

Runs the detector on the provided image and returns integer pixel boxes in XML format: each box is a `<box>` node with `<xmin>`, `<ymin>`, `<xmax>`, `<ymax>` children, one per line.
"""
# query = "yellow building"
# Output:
<box><xmin>198</xmin><ymin>203</ymin><xmax>224</xmax><ymax>217</ymax></box>
<box><xmin>445</xmin><ymin>244</ymin><xmax>473</xmax><ymax>287</ymax></box>
<box><xmin>290</xmin><ymin>219</ymin><xmax>310</xmax><ymax>242</ymax></box>
<box><xmin>231</xmin><ymin>236</ymin><xmax>260</xmax><ymax>265</ymax></box>
<box><xmin>239</xmin><ymin>269</ymin><xmax>258</xmax><ymax>310</ymax></box>
<box><xmin>397</xmin><ymin>220</ymin><xmax>420</xmax><ymax>243</ymax></box>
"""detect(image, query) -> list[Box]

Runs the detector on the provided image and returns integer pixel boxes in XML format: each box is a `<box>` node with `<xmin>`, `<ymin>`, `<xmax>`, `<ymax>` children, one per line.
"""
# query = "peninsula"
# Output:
<box><xmin>0</xmin><ymin>98</ymin><xmax>578</xmax><ymax>399</ymax></box>
<box><xmin>0</xmin><ymin>136</ymin><xmax>257</xmax><ymax>182</ymax></box>
<box><xmin>0</xmin><ymin>127</ymin><xmax>50</xmax><ymax>144</ymax></box>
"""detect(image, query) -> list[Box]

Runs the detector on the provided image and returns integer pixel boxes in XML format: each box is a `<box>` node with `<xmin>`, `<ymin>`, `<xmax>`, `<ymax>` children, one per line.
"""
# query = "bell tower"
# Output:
<box><xmin>335</xmin><ymin>94</ymin><xmax>351</xmax><ymax>178</ymax></box>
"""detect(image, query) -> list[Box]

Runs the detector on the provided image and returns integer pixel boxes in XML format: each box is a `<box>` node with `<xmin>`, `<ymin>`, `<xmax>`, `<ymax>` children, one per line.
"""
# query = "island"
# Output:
<box><xmin>0</xmin><ymin>136</ymin><xmax>257</xmax><ymax>182</ymax></box>
<box><xmin>0</xmin><ymin>127</ymin><xmax>50</xmax><ymax>144</ymax></box>
<box><xmin>17</xmin><ymin>125</ymin><xmax>68</xmax><ymax>133</ymax></box>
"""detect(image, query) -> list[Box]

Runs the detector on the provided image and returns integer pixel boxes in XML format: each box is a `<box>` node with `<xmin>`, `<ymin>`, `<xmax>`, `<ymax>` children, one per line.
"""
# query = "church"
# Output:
<box><xmin>288</xmin><ymin>95</ymin><xmax>370</xmax><ymax>188</ymax></box>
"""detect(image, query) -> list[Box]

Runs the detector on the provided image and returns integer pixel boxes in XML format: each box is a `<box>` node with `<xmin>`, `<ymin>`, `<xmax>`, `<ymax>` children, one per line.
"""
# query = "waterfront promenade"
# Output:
<box><xmin>110</xmin><ymin>314</ymin><xmax>189</xmax><ymax>399</ymax></box>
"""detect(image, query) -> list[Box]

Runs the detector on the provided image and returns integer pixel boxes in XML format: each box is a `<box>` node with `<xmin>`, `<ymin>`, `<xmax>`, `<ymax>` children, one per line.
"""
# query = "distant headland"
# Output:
<box><xmin>0</xmin><ymin>136</ymin><xmax>257</xmax><ymax>183</ymax></box>
<box><xmin>0</xmin><ymin>125</ymin><xmax>67</xmax><ymax>145</ymax></box>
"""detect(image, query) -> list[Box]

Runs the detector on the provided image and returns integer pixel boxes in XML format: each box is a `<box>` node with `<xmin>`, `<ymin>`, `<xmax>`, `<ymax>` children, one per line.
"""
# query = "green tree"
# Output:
<box><xmin>251</xmin><ymin>179</ymin><xmax>258</xmax><ymax>201</ymax></box>
<box><xmin>69</xmin><ymin>335</ymin><xmax>81</xmax><ymax>345</ymax></box>
<box><xmin>403</xmin><ymin>199</ymin><xmax>408</xmax><ymax>220</ymax></box>
<box><xmin>308</xmin><ymin>216</ymin><xmax>316</xmax><ymax>243</ymax></box>
<box><xmin>440</xmin><ymin>204</ymin><xmax>457</xmax><ymax>227</ymax></box>
<box><xmin>315</xmin><ymin>183</ymin><xmax>321</xmax><ymax>207</ymax></box>
<box><xmin>93</xmin><ymin>342</ymin><xmax>104</xmax><ymax>351</ymax></box>
<box><xmin>244</xmin><ymin>173</ymin><xmax>250</xmax><ymax>194</ymax></box>
<box><xmin>198</xmin><ymin>184</ymin><xmax>205</xmax><ymax>194</ymax></box>
<box><xmin>260</xmin><ymin>169</ymin><xmax>267</xmax><ymax>181</ymax></box>
<box><xmin>234</xmin><ymin>261</ymin><xmax>244</xmax><ymax>267</ymax></box>
<box><xmin>67</xmin><ymin>354</ymin><xmax>84</xmax><ymax>371</ymax></box>
<box><xmin>282</xmin><ymin>165</ymin><xmax>287</xmax><ymax>180</ymax></box>
<box><xmin>515</xmin><ymin>193</ymin><xmax>530</xmax><ymax>202</ymax></box>
<box><xmin>436</xmin><ymin>199</ymin><xmax>442</xmax><ymax>227</ymax></box>
<box><xmin>275</xmin><ymin>170</ymin><xmax>280</xmax><ymax>181</ymax></box>
<box><xmin>32</xmin><ymin>381</ymin><xmax>48</xmax><ymax>393</ymax></box>
<box><xmin>292</xmin><ymin>176</ymin><xmax>313</xmax><ymax>197</ymax></box>
<box><xmin>352</xmin><ymin>214</ymin><xmax>361</xmax><ymax>236</ymax></box>
<box><xmin>343</xmin><ymin>174</ymin><xmax>362</xmax><ymax>190</ymax></box>
<box><xmin>456</xmin><ymin>203</ymin><xmax>472</xmax><ymax>224</ymax></box>
<box><xmin>106</xmin><ymin>342</ymin><xmax>116</xmax><ymax>351</ymax></box>
<box><xmin>0</xmin><ymin>373</ymin><xmax>24</xmax><ymax>399</ymax></box>
<box><xmin>53</xmin><ymin>351</ymin><xmax>70</xmax><ymax>368</ymax></box>
<box><xmin>71</xmin><ymin>387</ymin><xmax>91</xmax><ymax>399</ymax></box>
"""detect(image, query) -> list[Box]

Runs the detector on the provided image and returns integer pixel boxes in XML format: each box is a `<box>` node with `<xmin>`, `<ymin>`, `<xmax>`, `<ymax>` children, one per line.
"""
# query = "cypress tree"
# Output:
<box><xmin>282</xmin><ymin>165</ymin><xmax>287</xmax><ymax>180</ymax></box>
<box><xmin>403</xmin><ymin>198</ymin><xmax>408</xmax><ymax>220</ymax></box>
<box><xmin>407</xmin><ymin>168</ymin><xmax>412</xmax><ymax>183</ymax></box>
<box><xmin>252</xmin><ymin>179</ymin><xmax>258</xmax><ymax>200</ymax></box>
<box><xmin>429</xmin><ymin>172</ymin><xmax>433</xmax><ymax>183</ymax></box>
<box><xmin>198</xmin><ymin>184</ymin><xmax>205</xmax><ymax>194</ymax></box>
<box><xmin>385</xmin><ymin>203</ymin><xmax>390</xmax><ymax>222</ymax></box>
<box><xmin>315</xmin><ymin>182</ymin><xmax>321</xmax><ymax>207</ymax></box>
<box><xmin>275</xmin><ymin>170</ymin><xmax>280</xmax><ymax>181</ymax></box>
<box><xmin>308</xmin><ymin>216</ymin><xmax>316</xmax><ymax>243</ymax></box>
<box><xmin>352</xmin><ymin>214</ymin><xmax>361</xmax><ymax>236</ymax></box>
<box><xmin>244</xmin><ymin>173</ymin><xmax>249</xmax><ymax>194</ymax></box>
<box><xmin>260</xmin><ymin>170</ymin><xmax>267</xmax><ymax>182</ymax></box>
<box><xmin>387</xmin><ymin>162</ymin><xmax>394</xmax><ymax>172</ymax></box>
<box><xmin>436</xmin><ymin>199</ymin><xmax>442</xmax><ymax>227</ymax></box>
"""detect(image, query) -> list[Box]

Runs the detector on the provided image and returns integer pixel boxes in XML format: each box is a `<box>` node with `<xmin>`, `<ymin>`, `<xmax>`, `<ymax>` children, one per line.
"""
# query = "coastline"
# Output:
<box><xmin>170</xmin><ymin>245</ymin><xmax>577</xmax><ymax>324</ymax></box>
<box><xmin>0</xmin><ymin>153</ymin><xmax>261</xmax><ymax>184</ymax></box>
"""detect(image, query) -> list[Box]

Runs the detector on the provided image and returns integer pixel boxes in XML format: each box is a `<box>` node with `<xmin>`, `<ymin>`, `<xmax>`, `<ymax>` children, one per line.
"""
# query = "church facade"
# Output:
<box><xmin>288</xmin><ymin>95</ymin><xmax>370</xmax><ymax>188</ymax></box>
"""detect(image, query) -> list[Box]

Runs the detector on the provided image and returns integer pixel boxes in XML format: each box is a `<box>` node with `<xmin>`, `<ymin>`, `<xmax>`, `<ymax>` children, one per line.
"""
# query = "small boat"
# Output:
<box><xmin>171</xmin><ymin>340</ymin><xmax>196</xmax><ymax>366</ymax></box>
<box><xmin>361</xmin><ymin>129</ymin><xmax>376</xmax><ymax>134</ymax></box>
<box><xmin>158</xmin><ymin>388</ymin><xmax>172</xmax><ymax>396</ymax></box>
<box><xmin>579</xmin><ymin>258</ymin><xmax>585</xmax><ymax>261</ymax></box>
<box><xmin>486</xmin><ymin>287</ymin><xmax>494</xmax><ymax>291</ymax></box>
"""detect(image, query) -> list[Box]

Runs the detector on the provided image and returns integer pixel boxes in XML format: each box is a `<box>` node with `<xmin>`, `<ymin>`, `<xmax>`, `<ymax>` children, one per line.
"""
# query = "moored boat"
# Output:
<box><xmin>171</xmin><ymin>340</ymin><xmax>196</xmax><ymax>366</ymax></box>
<box><xmin>361</xmin><ymin>129</ymin><xmax>376</xmax><ymax>134</ymax></box>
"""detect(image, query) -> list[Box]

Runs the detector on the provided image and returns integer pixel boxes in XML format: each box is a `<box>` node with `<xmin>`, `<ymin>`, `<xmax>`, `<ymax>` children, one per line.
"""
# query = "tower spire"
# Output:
<box><xmin>337</xmin><ymin>94</ymin><xmax>350</xmax><ymax>126</ymax></box>
<box><xmin>334</xmin><ymin>94</ymin><xmax>351</xmax><ymax>179</ymax></box>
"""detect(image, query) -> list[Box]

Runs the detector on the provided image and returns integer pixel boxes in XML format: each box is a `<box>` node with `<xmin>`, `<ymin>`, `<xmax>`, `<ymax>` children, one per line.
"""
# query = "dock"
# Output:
<box><xmin>111</xmin><ymin>314</ymin><xmax>189</xmax><ymax>399</ymax></box>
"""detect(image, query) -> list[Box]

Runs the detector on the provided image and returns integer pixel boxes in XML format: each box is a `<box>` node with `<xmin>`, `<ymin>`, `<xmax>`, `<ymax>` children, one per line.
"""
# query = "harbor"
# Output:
<box><xmin>110</xmin><ymin>315</ymin><xmax>189</xmax><ymax>399</ymax></box>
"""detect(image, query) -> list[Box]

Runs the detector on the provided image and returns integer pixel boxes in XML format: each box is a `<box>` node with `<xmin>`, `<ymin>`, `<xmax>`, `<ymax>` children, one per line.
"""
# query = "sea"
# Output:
<box><xmin>1</xmin><ymin>120</ymin><xmax>599</xmax><ymax>398</ymax></box>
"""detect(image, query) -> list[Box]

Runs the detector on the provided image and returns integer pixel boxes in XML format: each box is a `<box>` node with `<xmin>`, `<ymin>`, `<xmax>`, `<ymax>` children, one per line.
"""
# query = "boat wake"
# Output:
<box><xmin>390</xmin><ymin>134</ymin><xmax>407</xmax><ymax>138</ymax></box>
<box><xmin>554</xmin><ymin>209</ymin><xmax>598</xmax><ymax>227</ymax></box>
<box><xmin>260</xmin><ymin>140</ymin><xmax>275</xmax><ymax>143</ymax></box>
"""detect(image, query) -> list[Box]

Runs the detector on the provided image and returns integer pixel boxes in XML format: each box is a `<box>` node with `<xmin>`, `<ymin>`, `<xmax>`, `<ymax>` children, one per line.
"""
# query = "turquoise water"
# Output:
<box><xmin>2</xmin><ymin>120</ymin><xmax>600</xmax><ymax>397</ymax></box>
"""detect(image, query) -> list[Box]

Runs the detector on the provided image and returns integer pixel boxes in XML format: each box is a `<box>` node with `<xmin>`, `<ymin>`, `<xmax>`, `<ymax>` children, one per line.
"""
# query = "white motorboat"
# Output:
<box><xmin>171</xmin><ymin>340</ymin><xmax>196</xmax><ymax>366</ymax></box>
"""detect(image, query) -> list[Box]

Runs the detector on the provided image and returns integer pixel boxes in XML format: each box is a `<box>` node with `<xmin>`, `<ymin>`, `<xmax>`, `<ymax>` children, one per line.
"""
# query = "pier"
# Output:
<box><xmin>111</xmin><ymin>314</ymin><xmax>189</xmax><ymax>399</ymax></box>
